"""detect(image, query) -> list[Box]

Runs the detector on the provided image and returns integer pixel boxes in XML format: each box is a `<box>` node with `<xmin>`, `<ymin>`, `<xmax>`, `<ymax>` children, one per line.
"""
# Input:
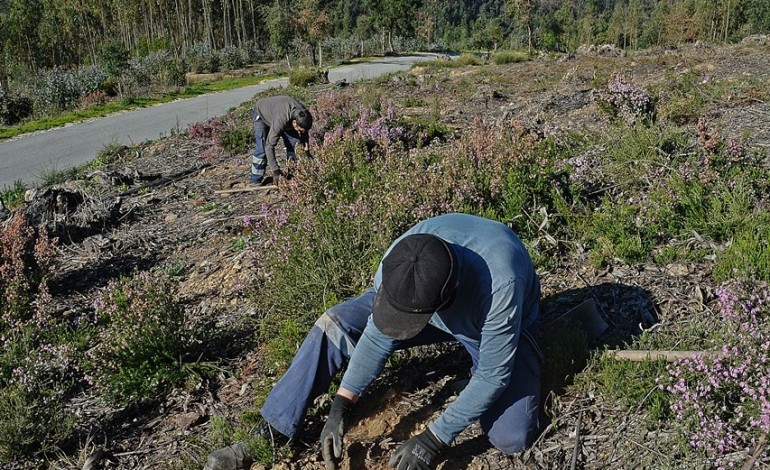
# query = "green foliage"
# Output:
<box><xmin>578</xmin><ymin>353</ymin><xmax>671</xmax><ymax>423</ymax></box>
<box><xmin>456</xmin><ymin>54</ymin><xmax>482</xmax><ymax>66</ymax></box>
<box><xmin>87</xmin><ymin>271</ymin><xmax>193</xmax><ymax>406</ymax></box>
<box><xmin>39</xmin><ymin>165</ymin><xmax>80</xmax><ymax>186</ymax></box>
<box><xmin>288</xmin><ymin>67</ymin><xmax>326</xmax><ymax>87</ymax></box>
<box><xmin>493</xmin><ymin>50</ymin><xmax>529</xmax><ymax>65</ymax></box>
<box><xmin>265</xmin><ymin>320</ymin><xmax>308</xmax><ymax>368</ymax></box>
<box><xmin>0</xmin><ymin>180</ymin><xmax>28</xmax><ymax>210</ymax></box>
<box><xmin>593</xmin><ymin>73</ymin><xmax>655</xmax><ymax>126</ymax></box>
<box><xmin>654</xmin><ymin>70</ymin><xmax>708</xmax><ymax>124</ymax></box>
<box><xmin>0</xmin><ymin>381</ymin><xmax>74</xmax><ymax>460</ymax></box>
<box><xmin>579</xmin><ymin>198</ymin><xmax>650</xmax><ymax>266</ymax></box>
<box><xmin>188</xmin><ymin>42</ymin><xmax>221</xmax><ymax>74</ymax></box>
<box><xmin>0</xmin><ymin>211</ymin><xmax>79</xmax><ymax>461</ymax></box>
<box><xmin>713</xmin><ymin>213</ymin><xmax>770</xmax><ymax>283</ymax></box>
<box><xmin>0</xmin><ymin>89</ymin><xmax>33</xmax><ymax>125</ymax></box>
<box><xmin>221</xmin><ymin>122</ymin><xmax>252</xmax><ymax>153</ymax></box>
<box><xmin>35</xmin><ymin>67</ymin><xmax>81</xmax><ymax>115</ymax></box>
<box><xmin>90</xmin><ymin>141</ymin><xmax>128</xmax><ymax>168</ymax></box>
<box><xmin>495</xmin><ymin>137</ymin><xmax>571</xmax><ymax>243</ymax></box>
<box><xmin>97</xmin><ymin>39</ymin><xmax>130</xmax><ymax>78</ymax></box>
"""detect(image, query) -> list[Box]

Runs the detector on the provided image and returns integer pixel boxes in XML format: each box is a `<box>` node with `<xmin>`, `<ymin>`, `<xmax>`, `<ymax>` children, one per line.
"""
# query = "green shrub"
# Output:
<box><xmin>35</xmin><ymin>67</ymin><xmax>80</xmax><ymax>114</ymax></box>
<box><xmin>221</xmin><ymin>121</ymin><xmax>253</xmax><ymax>153</ymax></box>
<box><xmin>0</xmin><ymin>89</ymin><xmax>33</xmax><ymax>125</ymax></box>
<box><xmin>456</xmin><ymin>54</ymin><xmax>482</xmax><ymax>66</ymax></box>
<box><xmin>593</xmin><ymin>73</ymin><xmax>655</xmax><ymax>126</ymax></box>
<box><xmin>0</xmin><ymin>336</ymin><xmax>78</xmax><ymax>460</ymax></box>
<box><xmin>88</xmin><ymin>271</ymin><xmax>193</xmax><ymax>406</ymax></box>
<box><xmin>493</xmin><ymin>50</ymin><xmax>529</xmax><ymax>65</ymax></box>
<box><xmin>0</xmin><ymin>383</ymin><xmax>74</xmax><ymax>460</ymax></box>
<box><xmin>713</xmin><ymin>213</ymin><xmax>770</xmax><ymax>282</ymax></box>
<box><xmin>288</xmin><ymin>67</ymin><xmax>326</xmax><ymax>87</ymax></box>
<box><xmin>0</xmin><ymin>180</ymin><xmax>28</xmax><ymax>210</ymax></box>
<box><xmin>39</xmin><ymin>166</ymin><xmax>80</xmax><ymax>186</ymax></box>
<box><xmin>188</xmin><ymin>42</ymin><xmax>220</xmax><ymax>74</ymax></box>
<box><xmin>578</xmin><ymin>198</ymin><xmax>651</xmax><ymax>266</ymax></box>
<box><xmin>219</xmin><ymin>45</ymin><xmax>248</xmax><ymax>71</ymax></box>
<box><xmin>97</xmin><ymin>39</ymin><xmax>130</xmax><ymax>78</ymax></box>
<box><xmin>578</xmin><ymin>353</ymin><xmax>671</xmax><ymax>423</ymax></box>
<box><xmin>0</xmin><ymin>215</ymin><xmax>79</xmax><ymax>459</ymax></box>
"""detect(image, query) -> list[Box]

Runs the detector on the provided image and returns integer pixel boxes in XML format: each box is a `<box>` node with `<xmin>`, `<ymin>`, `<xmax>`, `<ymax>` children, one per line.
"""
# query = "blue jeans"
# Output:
<box><xmin>260</xmin><ymin>288</ymin><xmax>541</xmax><ymax>454</ymax></box>
<box><xmin>251</xmin><ymin>111</ymin><xmax>302</xmax><ymax>181</ymax></box>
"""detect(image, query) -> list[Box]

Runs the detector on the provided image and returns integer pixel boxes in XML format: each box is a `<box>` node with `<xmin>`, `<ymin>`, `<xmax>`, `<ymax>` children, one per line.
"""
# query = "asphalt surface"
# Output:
<box><xmin>0</xmin><ymin>54</ymin><xmax>441</xmax><ymax>189</ymax></box>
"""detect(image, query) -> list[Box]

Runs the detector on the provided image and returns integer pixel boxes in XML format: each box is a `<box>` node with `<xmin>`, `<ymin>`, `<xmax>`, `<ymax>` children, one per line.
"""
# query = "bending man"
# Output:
<box><xmin>205</xmin><ymin>213</ymin><xmax>542</xmax><ymax>470</ymax></box>
<box><xmin>250</xmin><ymin>95</ymin><xmax>313</xmax><ymax>186</ymax></box>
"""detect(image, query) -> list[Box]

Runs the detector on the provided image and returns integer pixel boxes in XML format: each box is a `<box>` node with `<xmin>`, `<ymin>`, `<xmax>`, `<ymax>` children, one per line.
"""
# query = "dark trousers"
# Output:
<box><xmin>251</xmin><ymin>111</ymin><xmax>301</xmax><ymax>181</ymax></box>
<box><xmin>260</xmin><ymin>288</ymin><xmax>541</xmax><ymax>454</ymax></box>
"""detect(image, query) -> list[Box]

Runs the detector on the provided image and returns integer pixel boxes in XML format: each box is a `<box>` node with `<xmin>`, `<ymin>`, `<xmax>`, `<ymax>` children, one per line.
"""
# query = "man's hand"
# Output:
<box><xmin>320</xmin><ymin>395</ymin><xmax>354</xmax><ymax>469</ymax></box>
<box><xmin>387</xmin><ymin>428</ymin><xmax>446</xmax><ymax>470</ymax></box>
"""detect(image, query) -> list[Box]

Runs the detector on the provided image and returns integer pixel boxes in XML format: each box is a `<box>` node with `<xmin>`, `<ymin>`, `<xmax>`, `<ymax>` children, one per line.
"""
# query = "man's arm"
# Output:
<box><xmin>428</xmin><ymin>282</ymin><xmax>522</xmax><ymax>444</ymax></box>
<box><xmin>321</xmin><ymin>318</ymin><xmax>397</xmax><ymax>468</ymax></box>
<box><xmin>339</xmin><ymin>316</ymin><xmax>398</xmax><ymax>395</ymax></box>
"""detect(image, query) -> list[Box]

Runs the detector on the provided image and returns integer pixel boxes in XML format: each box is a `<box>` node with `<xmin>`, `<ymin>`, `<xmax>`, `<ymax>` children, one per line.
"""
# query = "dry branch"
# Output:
<box><xmin>214</xmin><ymin>185</ymin><xmax>277</xmax><ymax>194</ymax></box>
<box><xmin>601</xmin><ymin>350</ymin><xmax>723</xmax><ymax>362</ymax></box>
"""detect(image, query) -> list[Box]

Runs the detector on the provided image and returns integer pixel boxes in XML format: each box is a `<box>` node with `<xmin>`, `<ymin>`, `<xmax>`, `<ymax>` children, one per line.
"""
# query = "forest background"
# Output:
<box><xmin>2</xmin><ymin>0</ymin><xmax>770</xmax><ymax>128</ymax></box>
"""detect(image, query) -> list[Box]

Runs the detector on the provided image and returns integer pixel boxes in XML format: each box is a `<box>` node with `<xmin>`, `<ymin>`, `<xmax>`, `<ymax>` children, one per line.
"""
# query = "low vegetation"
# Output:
<box><xmin>1</xmin><ymin>42</ymin><xmax>769</xmax><ymax>468</ymax></box>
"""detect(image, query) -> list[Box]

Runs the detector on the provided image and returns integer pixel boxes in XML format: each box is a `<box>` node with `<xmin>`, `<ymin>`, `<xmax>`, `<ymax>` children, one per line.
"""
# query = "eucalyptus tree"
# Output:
<box><xmin>364</xmin><ymin>0</ymin><xmax>422</xmax><ymax>53</ymax></box>
<box><xmin>262</xmin><ymin>0</ymin><xmax>292</xmax><ymax>57</ymax></box>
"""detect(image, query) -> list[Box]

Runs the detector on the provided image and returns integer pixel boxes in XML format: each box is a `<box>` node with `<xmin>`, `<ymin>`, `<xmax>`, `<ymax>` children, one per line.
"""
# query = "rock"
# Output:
<box><xmin>169</xmin><ymin>411</ymin><xmax>203</xmax><ymax>430</ymax></box>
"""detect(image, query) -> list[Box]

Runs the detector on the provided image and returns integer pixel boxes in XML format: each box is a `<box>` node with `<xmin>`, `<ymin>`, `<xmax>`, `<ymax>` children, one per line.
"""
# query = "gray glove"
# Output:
<box><xmin>387</xmin><ymin>428</ymin><xmax>446</xmax><ymax>470</ymax></box>
<box><xmin>320</xmin><ymin>395</ymin><xmax>354</xmax><ymax>468</ymax></box>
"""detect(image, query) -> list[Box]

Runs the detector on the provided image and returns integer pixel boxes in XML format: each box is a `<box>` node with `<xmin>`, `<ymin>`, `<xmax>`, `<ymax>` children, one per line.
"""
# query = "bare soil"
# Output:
<box><xmin>16</xmin><ymin>40</ymin><xmax>770</xmax><ymax>469</ymax></box>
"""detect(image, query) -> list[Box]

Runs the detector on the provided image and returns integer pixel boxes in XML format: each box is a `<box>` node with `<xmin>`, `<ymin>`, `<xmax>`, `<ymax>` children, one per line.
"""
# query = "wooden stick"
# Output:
<box><xmin>601</xmin><ymin>350</ymin><xmax>723</xmax><ymax>362</ymax></box>
<box><xmin>741</xmin><ymin>433</ymin><xmax>767</xmax><ymax>470</ymax></box>
<box><xmin>214</xmin><ymin>185</ymin><xmax>277</xmax><ymax>195</ymax></box>
<box><xmin>570</xmin><ymin>411</ymin><xmax>583</xmax><ymax>470</ymax></box>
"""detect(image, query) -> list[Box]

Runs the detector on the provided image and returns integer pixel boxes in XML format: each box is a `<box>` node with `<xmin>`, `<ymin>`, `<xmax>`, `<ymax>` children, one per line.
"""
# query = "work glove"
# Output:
<box><xmin>320</xmin><ymin>394</ymin><xmax>354</xmax><ymax>469</ymax></box>
<box><xmin>387</xmin><ymin>428</ymin><xmax>446</xmax><ymax>470</ymax></box>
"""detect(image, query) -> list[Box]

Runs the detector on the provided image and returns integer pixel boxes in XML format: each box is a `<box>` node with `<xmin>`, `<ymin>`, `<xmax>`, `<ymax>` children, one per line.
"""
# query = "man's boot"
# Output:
<box><xmin>203</xmin><ymin>423</ymin><xmax>285</xmax><ymax>470</ymax></box>
<box><xmin>203</xmin><ymin>442</ymin><xmax>253</xmax><ymax>470</ymax></box>
<box><xmin>272</xmin><ymin>170</ymin><xmax>283</xmax><ymax>187</ymax></box>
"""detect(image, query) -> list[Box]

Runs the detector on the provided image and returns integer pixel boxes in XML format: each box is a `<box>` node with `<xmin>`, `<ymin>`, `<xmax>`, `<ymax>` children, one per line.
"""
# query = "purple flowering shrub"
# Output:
<box><xmin>0</xmin><ymin>212</ymin><xmax>56</xmax><ymax>331</ymax></box>
<box><xmin>88</xmin><ymin>271</ymin><xmax>192</xmax><ymax>405</ymax></box>
<box><xmin>0</xmin><ymin>214</ymin><xmax>78</xmax><ymax>458</ymax></box>
<box><xmin>0</xmin><ymin>343</ymin><xmax>78</xmax><ymax>459</ymax></box>
<box><xmin>665</xmin><ymin>278</ymin><xmax>770</xmax><ymax>464</ymax></box>
<box><xmin>187</xmin><ymin>113</ymin><xmax>252</xmax><ymax>161</ymax></box>
<box><xmin>594</xmin><ymin>73</ymin><xmax>655</xmax><ymax>126</ymax></box>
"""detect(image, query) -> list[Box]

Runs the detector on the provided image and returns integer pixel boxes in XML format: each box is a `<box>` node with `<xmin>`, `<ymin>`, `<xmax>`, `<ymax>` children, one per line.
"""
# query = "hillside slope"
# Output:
<box><xmin>9</xmin><ymin>39</ymin><xmax>770</xmax><ymax>469</ymax></box>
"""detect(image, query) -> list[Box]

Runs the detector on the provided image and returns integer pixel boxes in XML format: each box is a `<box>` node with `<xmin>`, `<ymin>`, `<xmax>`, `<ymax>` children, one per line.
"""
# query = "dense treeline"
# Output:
<box><xmin>0</xmin><ymin>0</ymin><xmax>768</xmax><ymax>122</ymax></box>
<box><xmin>1</xmin><ymin>0</ymin><xmax>769</xmax><ymax>73</ymax></box>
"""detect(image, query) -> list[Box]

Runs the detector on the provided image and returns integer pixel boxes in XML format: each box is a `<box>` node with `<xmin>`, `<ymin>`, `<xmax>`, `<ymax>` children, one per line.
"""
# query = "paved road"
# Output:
<box><xmin>0</xmin><ymin>54</ymin><xmax>441</xmax><ymax>189</ymax></box>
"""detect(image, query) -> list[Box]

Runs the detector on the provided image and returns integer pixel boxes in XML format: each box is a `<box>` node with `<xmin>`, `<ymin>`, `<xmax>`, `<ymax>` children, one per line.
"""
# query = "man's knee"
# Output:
<box><xmin>488</xmin><ymin>426</ymin><xmax>535</xmax><ymax>455</ymax></box>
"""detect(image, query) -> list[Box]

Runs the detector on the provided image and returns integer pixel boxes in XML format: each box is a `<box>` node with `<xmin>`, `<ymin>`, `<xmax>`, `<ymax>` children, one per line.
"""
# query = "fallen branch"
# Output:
<box><xmin>214</xmin><ymin>185</ymin><xmax>277</xmax><ymax>195</ymax></box>
<box><xmin>601</xmin><ymin>350</ymin><xmax>723</xmax><ymax>362</ymax></box>
<box><xmin>119</xmin><ymin>164</ymin><xmax>211</xmax><ymax>197</ymax></box>
<box><xmin>741</xmin><ymin>432</ymin><xmax>767</xmax><ymax>470</ymax></box>
<box><xmin>570</xmin><ymin>411</ymin><xmax>583</xmax><ymax>470</ymax></box>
